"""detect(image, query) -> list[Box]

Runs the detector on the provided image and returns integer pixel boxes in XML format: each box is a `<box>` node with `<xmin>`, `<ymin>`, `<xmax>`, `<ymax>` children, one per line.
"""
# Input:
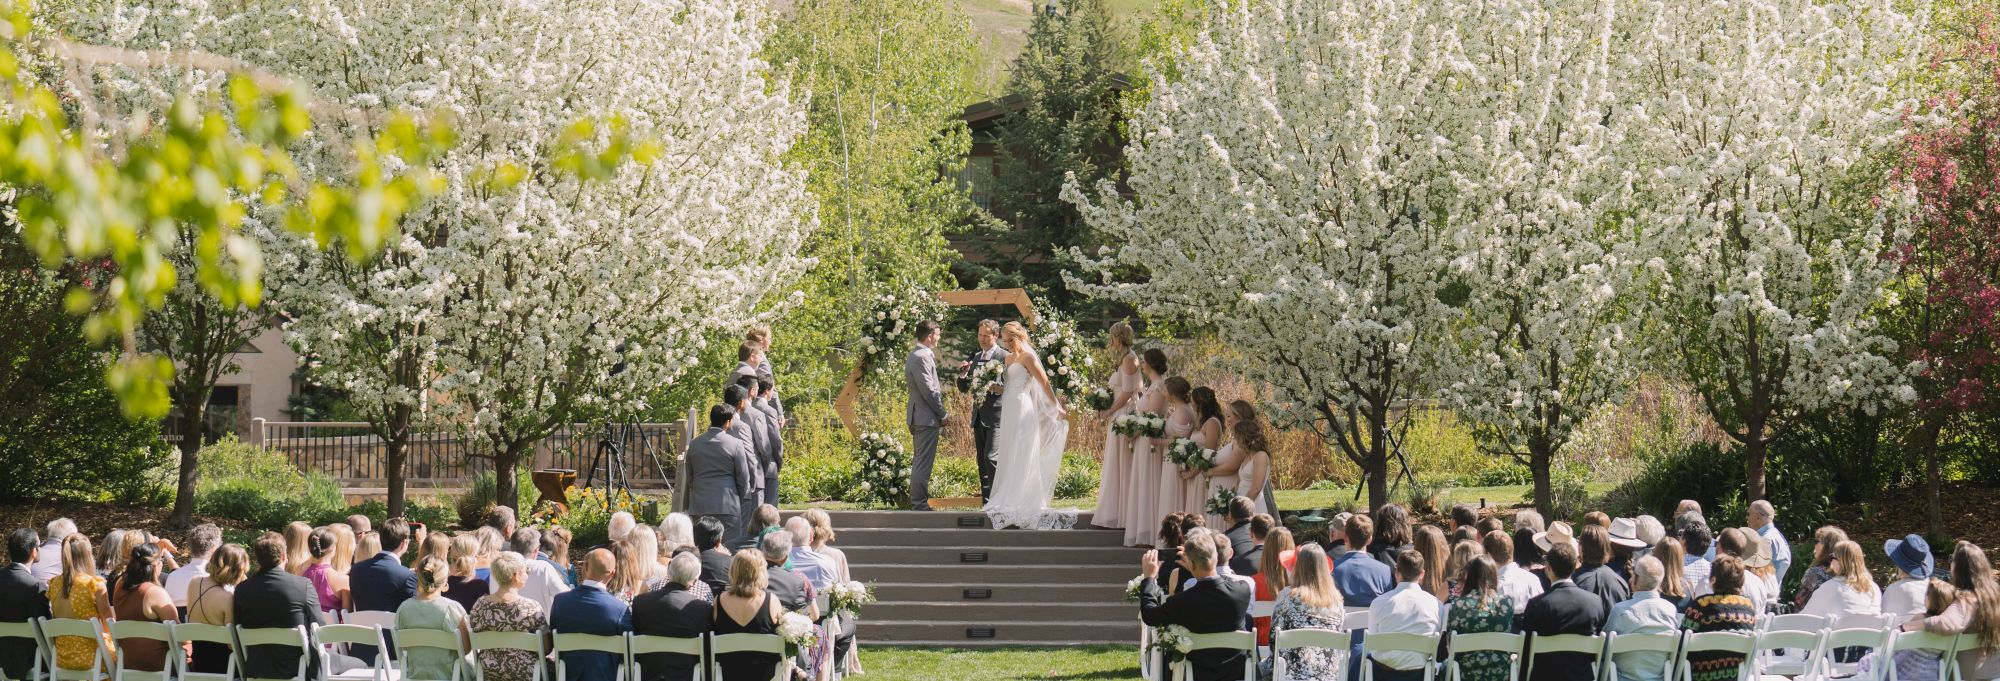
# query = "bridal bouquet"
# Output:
<box><xmin>1084</xmin><ymin>386</ymin><xmax>1113</xmax><ymax>411</ymax></box>
<box><xmin>778</xmin><ymin>611</ymin><xmax>819</xmax><ymax>654</ymax></box>
<box><xmin>851</xmin><ymin>433</ymin><xmax>911</xmax><ymax>508</ymax></box>
<box><xmin>1113</xmin><ymin>411</ymin><xmax>1166</xmax><ymax>438</ymax></box>
<box><xmin>1166</xmin><ymin>438</ymin><xmax>1217</xmax><ymax>472</ymax></box>
<box><xmin>964</xmin><ymin>359</ymin><xmax>1004</xmax><ymax>396</ymax></box>
<box><xmin>1124</xmin><ymin>575</ymin><xmax>1148</xmax><ymax>602</ymax></box>
<box><xmin>1205</xmin><ymin>487</ymin><xmax>1239</xmax><ymax>516</ymax></box>
<box><xmin>828</xmin><ymin>580</ymin><xmax>876</xmax><ymax>618</ymax></box>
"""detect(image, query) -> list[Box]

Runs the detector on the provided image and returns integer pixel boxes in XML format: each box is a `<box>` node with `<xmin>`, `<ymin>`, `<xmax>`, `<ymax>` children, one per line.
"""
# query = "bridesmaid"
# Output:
<box><xmin>1122</xmin><ymin>349</ymin><xmax>1170</xmax><ymax>547</ymax></box>
<box><xmin>1092</xmin><ymin>322</ymin><xmax>1141</xmax><ymax>530</ymax></box>
<box><xmin>1208</xmin><ymin>399</ymin><xmax>1275</xmax><ymax>515</ymax></box>
<box><xmin>1152</xmin><ymin>377</ymin><xmax>1196</xmax><ymax>532</ymax></box>
<box><xmin>1186</xmin><ymin>387</ymin><xmax>1225</xmax><ymax>520</ymax></box>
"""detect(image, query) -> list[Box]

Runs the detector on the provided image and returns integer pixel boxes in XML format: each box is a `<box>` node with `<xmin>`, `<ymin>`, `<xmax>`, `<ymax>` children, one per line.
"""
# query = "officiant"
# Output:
<box><xmin>957</xmin><ymin>319</ymin><xmax>1009</xmax><ymax>502</ymax></box>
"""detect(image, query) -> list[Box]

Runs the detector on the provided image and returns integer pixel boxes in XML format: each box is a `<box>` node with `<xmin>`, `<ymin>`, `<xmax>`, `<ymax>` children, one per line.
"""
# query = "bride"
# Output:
<box><xmin>983</xmin><ymin>321</ymin><xmax>1078</xmax><ymax>530</ymax></box>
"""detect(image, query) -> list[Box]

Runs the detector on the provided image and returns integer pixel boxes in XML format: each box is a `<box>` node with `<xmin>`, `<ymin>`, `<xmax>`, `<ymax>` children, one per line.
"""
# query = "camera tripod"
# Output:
<box><xmin>580</xmin><ymin>415</ymin><xmax>674</xmax><ymax>511</ymax></box>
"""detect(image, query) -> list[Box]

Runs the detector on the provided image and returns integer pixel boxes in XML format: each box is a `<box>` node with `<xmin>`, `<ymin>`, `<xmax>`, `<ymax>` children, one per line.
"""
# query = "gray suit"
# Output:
<box><xmin>684</xmin><ymin>427</ymin><xmax>754</xmax><ymax>541</ymax></box>
<box><xmin>732</xmin><ymin>402</ymin><xmax>771</xmax><ymax>527</ymax></box>
<box><xmin>739</xmin><ymin>359</ymin><xmax>783</xmax><ymax>420</ymax></box>
<box><xmin>905</xmin><ymin>344</ymin><xmax>946</xmax><ymax>509</ymax></box>
<box><xmin>754</xmin><ymin>397</ymin><xmax>784</xmax><ymax>505</ymax></box>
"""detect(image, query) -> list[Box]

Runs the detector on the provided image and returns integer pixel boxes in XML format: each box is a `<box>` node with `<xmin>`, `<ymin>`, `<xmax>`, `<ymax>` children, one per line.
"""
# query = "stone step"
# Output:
<box><xmin>872</xmin><ymin>582</ymin><xmax>1127</xmax><ymax>604</ymax></box>
<box><xmin>856</xmin><ymin>620</ymin><xmax>1137</xmax><ymax>644</ymax></box>
<box><xmin>833</xmin><ymin>527</ymin><xmax>1133</xmax><ymax>548</ymax></box>
<box><xmin>839</xmin><ymin>545</ymin><xmax>1143</xmax><ymax>567</ymax></box>
<box><xmin>788</xmin><ymin>510</ymin><xmax>1097</xmax><ymax>529</ymax></box>
<box><xmin>869</xmin><ymin>600</ymin><xmax>1134</xmax><ymax>622</ymax></box>
<box><xmin>851</xmin><ymin>563</ymin><xmax>1135</xmax><ymax>583</ymax></box>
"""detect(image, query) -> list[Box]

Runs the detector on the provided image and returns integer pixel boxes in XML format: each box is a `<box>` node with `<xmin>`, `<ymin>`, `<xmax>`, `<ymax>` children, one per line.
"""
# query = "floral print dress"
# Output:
<box><xmin>1265</xmin><ymin>588</ymin><xmax>1345</xmax><ymax>680</ymax></box>
<box><xmin>469</xmin><ymin>596</ymin><xmax>546</xmax><ymax>681</ymax></box>
<box><xmin>1447</xmin><ymin>594</ymin><xmax>1517</xmax><ymax>681</ymax></box>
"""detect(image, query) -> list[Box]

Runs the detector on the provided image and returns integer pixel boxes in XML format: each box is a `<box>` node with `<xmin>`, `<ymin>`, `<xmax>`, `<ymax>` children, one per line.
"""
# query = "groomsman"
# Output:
<box><xmin>684</xmin><ymin>404</ymin><xmax>755</xmax><ymax>543</ymax></box>
<box><xmin>904</xmin><ymin>320</ymin><xmax>946</xmax><ymax>511</ymax></box>
<box><xmin>724</xmin><ymin>382</ymin><xmax>768</xmax><ymax>527</ymax></box>
<box><xmin>753</xmin><ymin>376</ymin><xmax>784</xmax><ymax>505</ymax></box>
<box><xmin>743</xmin><ymin>326</ymin><xmax>784</xmax><ymax>421</ymax></box>
<box><xmin>956</xmin><ymin>319</ymin><xmax>1008</xmax><ymax>502</ymax></box>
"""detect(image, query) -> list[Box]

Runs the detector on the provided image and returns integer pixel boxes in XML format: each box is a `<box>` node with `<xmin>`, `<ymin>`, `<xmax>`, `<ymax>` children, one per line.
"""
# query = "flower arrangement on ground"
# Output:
<box><xmin>1166</xmin><ymin>438</ymin><xmax>1216</xmax><ymax>472</ymax></box>
<box><xmin>850</xmin><ymin>433</ymin><xmax>911</xmax><ymax>508</ymax></box>
<box><xmin>1032</xmin><ymin>303</ymin><xmax>1094</xmax><ymax>406</ymax></box>
<box><xmin>828</xmin><ymin>581</ymin><xmax>876</xmax><ymax>618</ymax></box>
<box><xmin>1113</xmin><ymin>411</ymin><xmax>1167</xmax><ymax>438</ymax></box>
<box><xmin>856</xmin><ymin>288</ymin><xmax>948</xmax><ymax>378</ymax></box>
<box><xmin>1205</xmin><ymin>487</ymin><xmax>1239</xmax><ymax>516</ymax></box>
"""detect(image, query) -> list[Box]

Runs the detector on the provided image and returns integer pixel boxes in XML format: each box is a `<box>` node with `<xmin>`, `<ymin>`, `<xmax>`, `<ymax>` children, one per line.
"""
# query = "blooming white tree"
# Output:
<box><xmin>86</xmin><ymin>0</ymin><xmax>820</xmax><ymax>509</ymax></box>
<box><xmin>1627</xmin><ymin>0</ymin><xmax>1923</xmax><ymax>501</ymax></box>
<box><xmin>1066</xmin><ymin>0</ymin><xmax>1476</xmax><ymax>509</ymax></box>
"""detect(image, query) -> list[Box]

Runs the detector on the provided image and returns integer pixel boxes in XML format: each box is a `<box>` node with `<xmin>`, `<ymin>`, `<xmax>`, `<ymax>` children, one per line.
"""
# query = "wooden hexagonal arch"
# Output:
<box><xmin>833</xmin><ymin>288</ymin><xmax>1037</xmax><ymax>436</ymax></box>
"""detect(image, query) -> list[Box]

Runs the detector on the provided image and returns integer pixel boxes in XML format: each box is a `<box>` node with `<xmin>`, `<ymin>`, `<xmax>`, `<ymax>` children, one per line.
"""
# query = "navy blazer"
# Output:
<box><xmin>350</xmin><ymin>552</ymin><xmax>417</xmax><ymax>612</ymax></box>
<box><xmin>550</xmin><ymin>583</ymin><xmax>633</xmax><ymax>681</ymax></box>
<box><xmin>0</xmin><ymin>563</ymin><xmax>51</xmax><ymax>680</ymax></box>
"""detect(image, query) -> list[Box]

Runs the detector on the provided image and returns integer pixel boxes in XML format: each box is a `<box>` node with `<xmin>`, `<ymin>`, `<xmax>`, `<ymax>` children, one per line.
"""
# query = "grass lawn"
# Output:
<box><xmin>857</xmin><ymin>646</ymin><xmax>1138</xmax><ymax>681</ymax></box>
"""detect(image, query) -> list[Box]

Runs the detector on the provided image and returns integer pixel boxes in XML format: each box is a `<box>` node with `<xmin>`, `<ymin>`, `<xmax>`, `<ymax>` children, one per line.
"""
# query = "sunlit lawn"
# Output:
<box><xmin>856</xmin><ymin>645</ymin><xmax>1138</xmax><ymax>681</ymax></box>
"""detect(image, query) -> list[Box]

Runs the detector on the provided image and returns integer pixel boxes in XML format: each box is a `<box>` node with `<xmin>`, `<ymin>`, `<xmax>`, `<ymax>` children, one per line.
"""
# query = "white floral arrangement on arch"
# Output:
<box><xmin>827</xmin><ymin>580</ymin><xmax>876</xmax><ymax>618</ymax></box>
<box><xmin>850</xmin><ymin>432</ymin><xmax>910</xmax><ymax>508</ymax></box>
<box><xmin>778</xmin><ymin>611</ymin><xmax>818</xmax><ymax>655</ymax></box>
<box><xmin>1031</xmin><ymin>302</ymin><xmax>1093</xmax><ymax>407</ymax></box>
<box><xmin>855</xmin><ymin>288</ymin><xmax>947</xmax><ymax>378</ymax></box>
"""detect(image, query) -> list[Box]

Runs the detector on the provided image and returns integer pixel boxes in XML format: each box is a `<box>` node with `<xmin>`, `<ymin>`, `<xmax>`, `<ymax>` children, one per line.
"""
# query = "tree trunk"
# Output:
<box><xmin>496</xmin><ymin>442</ymin><xmax>526</xmax><ymax>512</ymax></box>
<box><xmin>1919</xmin><ymin>413</ymin><xmax>1946</xmax><ymax>537</ymax></box>
<box><xmin>1365</xmin><ymin>403</ymin><xmax>1391</xmax><ymax>510</ymax></box>
<box><xmin>385</xmin><ymin>435</ymin><xmax>408</xmax><ymax>518</ymax></box>
<box><xmin>1365</xmin><ymin>454</ymin><xmax>1390</xmax><ymax>511</ymax></box>
<box><xmin>1530</xmin><ymin>441</ymin><xmax>1555</xmax><ymax>518</ymax></box>
<box><xmin>167</xmin><ymin>396</ymin><xmax>207</xmax><ymax>529</ymax></box>
<box><xmin>1744</xmin><ymin>429</ymin><xmax>1769</xmax><ymax>503</ymax></box>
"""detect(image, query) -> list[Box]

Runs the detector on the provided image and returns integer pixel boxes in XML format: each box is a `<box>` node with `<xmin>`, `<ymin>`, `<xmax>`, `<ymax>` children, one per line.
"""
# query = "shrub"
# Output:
<box><xmin>192</xmin><ymin>435</ymin><xmax>345</xmax><ymax>531</ymax></box>
<box><xmin>1601</xmin><ymin>436</ymin><xmax>1834</xmax><ymax>541</ymax></box>
<box><xmin>783</xmin><ymin>448</ymin><xmax>860</xmax><ymax>505</ymax></box>
<box><xmin>196</xmin><ymin>435</ymin><xmax>306</xmax><ymax>496</ymax></box>
<box><xmin>542</xmin><ymin>487</ymin><xmax>663</xmax><ymax>551</ymax></box>
<box><xmin>1056</xmin><ymin>452</ymin><xmax>1100</xmax><ymax>500</ymax></box>
<box><xmin>458</xmin><ymin>467</ymin><xmax>531</xmax><ymax>529</ymax></box>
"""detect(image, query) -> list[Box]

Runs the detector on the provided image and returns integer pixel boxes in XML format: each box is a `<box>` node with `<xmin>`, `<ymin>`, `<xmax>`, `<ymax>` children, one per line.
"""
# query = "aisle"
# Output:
<box><xmin>788</xmin><ymin>510</ymin><xmax>1143</xmax><ymax>646</ymax></box>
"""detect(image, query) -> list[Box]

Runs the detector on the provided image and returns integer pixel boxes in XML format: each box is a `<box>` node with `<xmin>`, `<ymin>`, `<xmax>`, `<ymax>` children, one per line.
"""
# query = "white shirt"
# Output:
<box><xmin>1881</xmin><ymin>578</ymin><xmax>1928</xmax><ymax>620</ymax></box>
<box><xmin>1498</xmin><ymin>562</ymin><xmax>1546</xmax><ymax>614</ymax></box>
<box><xmin>163</xmin><ymin>557</ymin><xmax>210</xmax><ymax>607</ymax></box>
<box><xmin>1607</xmin><ymin>591</ymin><xmax>1683</xmax><ymax>681</ymax></box>
<box><xmin>1800</xmin><ymin>577</ymin><xmax>1882</xmax><ymax>619</ymax></box>
<box><xmin>502</xmin><ymin>556</ymin><xmax>573</xmax><ymax>612</ymax></box>
<box><xmin>1739</xmin><ymin>572</ymin><xmax>1771</xmax><ymax>613</ymax></box>
<box><xmin>29</xmin><ymin>540</ymin><xmax>63</xmax><ymax>582</ymax></box>
<box><xmin>1686</xmin><ymin>556</ymin><xmax>1713</xmax><ymax>598</ymax></box>
<box><xmin>1368</xmin><ymin>582</ymin><xmax>1443</xmax><ymax>671</ymax></box>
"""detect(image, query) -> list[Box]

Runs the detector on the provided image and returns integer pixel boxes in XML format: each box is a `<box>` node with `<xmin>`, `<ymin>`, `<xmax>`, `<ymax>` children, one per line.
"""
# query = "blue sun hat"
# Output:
<box><xmin>1884</xmin><ymin>534</ymin><xmax>1934</xmax><ymax>580</ymax></box>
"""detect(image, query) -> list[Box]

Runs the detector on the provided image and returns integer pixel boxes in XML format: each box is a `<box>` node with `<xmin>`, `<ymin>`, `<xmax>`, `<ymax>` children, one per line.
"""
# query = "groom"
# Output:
<box><xmin>956</xmin><ymin>319</ymin><xmax>1008</xmax><ymax>502</ymax></box>
<box><xmin>904</xmin><ymin>320</ymin><xmax>947</xmax><ymax>511</ymax></box>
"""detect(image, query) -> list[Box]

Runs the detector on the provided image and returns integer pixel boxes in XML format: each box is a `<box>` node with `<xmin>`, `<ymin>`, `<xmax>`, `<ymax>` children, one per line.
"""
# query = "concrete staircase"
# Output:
<box><xmin>798</xmin><ymin>510</ymin><xmax>1144</xmax><ymax>647</ymax></box>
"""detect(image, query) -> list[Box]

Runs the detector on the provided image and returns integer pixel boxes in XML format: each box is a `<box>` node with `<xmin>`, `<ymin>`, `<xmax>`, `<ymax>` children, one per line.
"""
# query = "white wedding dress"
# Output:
<box><xmin>982</xmin><ymin>354</ymin><xmax>1078</xmax><ymax>530</ymax></box>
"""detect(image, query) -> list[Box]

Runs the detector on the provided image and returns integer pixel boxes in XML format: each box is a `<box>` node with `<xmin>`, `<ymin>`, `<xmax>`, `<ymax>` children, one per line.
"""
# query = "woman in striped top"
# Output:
<box><xmin>1681</xmin><ymin>556</ymin><xmax>1759</xmax><ymax>681</ymax></box>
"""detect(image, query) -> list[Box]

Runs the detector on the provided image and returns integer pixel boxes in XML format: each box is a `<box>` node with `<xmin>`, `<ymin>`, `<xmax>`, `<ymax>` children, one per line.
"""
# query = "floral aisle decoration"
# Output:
<box><xmin>850</xmin><ymin>433</ymin><xmax>911</xmax><ymax>508</ymax></box>
<box><xmin>1032</xmin><ymin>303</ymin><xmax>1094</xmax><ymax>406</ymax></box>
<box><xmin>1205</xmin><ymin>487</ymin><xmax>1239</xmax><ymax>516</ymax></box>
<box><xmin>1125</xmin><ymin>575</ymin><xmax>1149</xmax><ymax>602</ymax></box>
<box><xmin>1148</xmin><ymin>624</ymin><xmax>1196</xmax><ymax>662</ymax></box>
<box><xmin>1113</xmin><ymin>411</ymin><xmax>1167</xmax><ymax>438</ymax></box>
<box><xmin>827</xmin><ymin>580</ymin><xmax>876</xmax><ymax>618</ymax></box>
<box><xmin>856</xmin><ymin>288</ymin><xmax>948</xmax><ymax>378</ymax></box>
<box><xmin>1166</xmin><ymin>438</ymin><xmax>1216</xmax><ymax>473</ymax></box>
<box><xmin>778</xmin><ymin>611</ymin><xmax>819</xmax><ymax>655</ymax></box>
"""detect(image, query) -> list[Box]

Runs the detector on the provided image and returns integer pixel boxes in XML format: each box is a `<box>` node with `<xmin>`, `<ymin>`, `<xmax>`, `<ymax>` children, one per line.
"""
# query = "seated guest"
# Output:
<box><xmin>1155</xmin><ymin>513</ymin><xmax>1194</xmax><ymax>593</ymax></box>
<box><xmin>801</xmin><ymin>508</ymin><xmax>860</xmax><ymax>674</ymax></box>
<box><xmin>1907</xmin><ymin>541</ymin><xmax>2000</xmax><ymax>681</ymax></box>
<box><xmin>1681</xmin><ymin>556</ymin><xmax>1758</xmax><ymax>681</ymax></box>
<box><xmin>1680</xmin><ymin>524</ymin><xmax>1714</xmax><ymax>598</ymax></box>
<box><xmin>397</xmin><ymin>556</ymin><xmax>472</xmax><ymax>681</ymax></box>
<box><xmin>729</xmin><ymin>506</ymin><xmax>781</xmax><ymax>554</ymax></box>
<box><xmin>1369</xmin><ymin>504</ymin><xmax>1415</xmax><ymax>566</ymax></box>
<box><xmin>1652</xmin><ymin>539</ymin><xmax>1692</xmax><ymax>609</ymax></box>
<box><xmin>1223</xmin><ymin>497</ymin><xmax>1257</xmax><ymax>560</ymax></box>
<box><xmin>350</xmin><ymin>518</ymin><xmax>419</xmax><ymax>664</ymax></box>
<box><xmin>506</xmin><ymin>528</ymin><xmax>570</xmax><ymax>612</ymax></box>
<box><xmin>111</xmin><ymin>544</ymin><xmax>182</xmax><ymax>672</ymax></box>
<box><xmin>1574</xmin><ymin>525</ymin><xmax>1633</xmax><ymax>611</ymax></box>
<box><xmin>164</xmin><ymin>524</ymin><xmax>222</xmax><ymax>608</ymax></box>
<box><xmin>1476</xmin><ymin>517</ymin><xmax>1505</xmax><ymax>539</ymax></box>
<box><xmin>694</xmin><ymin>516</ymin><xmax>733</xmax><ymax>597</ymax></box>
<box><xmin>608</xmin><ymin>512</ymin><xmax>638</xmax><ymax>546</ymax></box>
<box><xmin>300</xmin><ymin>527</ymin><xmax>351</xmax><ymax>614</ymax></box>
<box><xmin>238</xmin><ymin>532</ymin><xmax>357</xmax><ymax>680</ymax></box>
<box><xmin>1858</xmin><ymin>579</ymin><xmax>1958</xmax><ymax>681</ymax></box>
<box><xmin>1234</xmin><ymin>514</ymin><xmax>1273</xmax><ymax>577</ymax></box>
<box><xmin>347</xmin><ymin>515</ymin><xmax>373</xmax><ymax>536</ymax></box>
<box><xmin>1334</xmin><ymin>515</ymin><xmax>1394</xmax><ymax>607</ymax></box>
<box><xmin>632</xmin><ymin>553</ymin><xmax>712</xmax><ymax>681</ymax></box>
<box><xmin>1881</xmin><ymin>534</ymin><xmax>1933</xmax><ymax>619</ymax></box>
<box><xmin>1607</xmin><ymin>518</ymin><xmax>1649</xmax><ymax>579</ymax></box>
<box><xmin>1450</xmin><ymin>504</ymin><xmax>1479</xmax><ymax>535</ymax></box>
<box><xmin>444</xmin><ymin>534</ymin><xmax>491</xmax><ymax>612</ymax></box>
<box><xmin>712</xmin><ymin>550</ymin><xmax>783</xmax><ymax>681</ymax></box>
<box><xmin>47</xmin><ymin>535</ymin><xmax>112</xmax><ymax>674</ymax></box>
<box><xmin>1608</xmin><ymin>557</ymin><xmax>1681</xmax><ymax>681</ymax></box>
<box><xmin>185</xmin><ymin>544</ymin><xmax>247</xmax><ymax>674</ymax></box>
<box><xmin>1140</xmin><ymin>528</ymin><xmax>1253</xmax><ymax>681</ymax></box>
<box><xmin>29</xmin><ymin>519</ymin><xmax>74</xmax><ymax>582</ymax></box>
<box><xmin>1267</xmin><ymin>544</ymin><xmax>1344</xmax><ymax>681</ymax></box>
<box><xmin>1485</xmin><ymin>530</ymin><xmax>1543</xmax><ymax>615</ymax></box>
<box><xmin>1521</xmin><ymin>542</ymin><xmax>1608</xmax><ymax>681</ymax></box>
<box><xmin>1253</xmin><ymin>527</ymin><xmax>1298</xmax><ymax>647</ymax></box>
<box><xmin>1513</xmin><ymin>527</ymin><xmax>1550</xmax><ymax>590</ymax></box>
<box><xmin>785</xmin><ymin>517</ymin><xmax>834</xmax><ymax>591</ymax></box>
<box><xmin>759</xmin><ymin>531</ymin><xmax>816</xmax><ymax>617</ymax></box>
<box><xmin>0</xmin><ymin>529</ymin><xmax>51</xmax><ymax>681</ymax></box>
<box><xmin>470</xmin><ymin>553</ymin><xmax>547</xmax><ymax>681</ymax></box>
<box><xmin>1716</xmin><ymin>528</ymin><xmax>1773</xmax><ymax>611</ymax></box>
<box><xmin>1367</xmin><ymin>551</ymin><xmax>1443</xmax><ymax>681</ymax></box>
<box><xmin>1793</xmin><ymin>526</ymin><xmax>1849</xmax><ymax>611</ymax></box>
<box><xmin>1446</xmin><ymin>556</ymin><xmax>1514</xmax><ymax>681</ymax></box>
<box><xmin>1800</xmin><ymin>540</ymin><xmax>1881</xmax><ymax>619</ymax></box>
<box><xmin>549</xmin><ymin>549</ymin><xmax>632</xmax><ymax>681</ymax></box>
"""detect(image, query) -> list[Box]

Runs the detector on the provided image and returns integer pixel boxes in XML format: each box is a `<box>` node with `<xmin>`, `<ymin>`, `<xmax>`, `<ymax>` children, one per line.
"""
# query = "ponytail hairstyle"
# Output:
<box><xmin>59</xmin><ymin>534</ymin><xmax>97</xmax><ymax>599</ymax></box>
<box><xmin>121</xmin><ymin>542</ymin><xmax>161</xmax><ymax>593</ymax></box>
<box><xmin>309</xmin><ymin>527</ymin><xmax>337</xmax><ymax>560</ymax></box>
<box><xmin>414</xmin><ymin>556</ymin><xmax>449</xmax><ymax>596</ymax></box>
<box><xmin>1227</xmin><ymin>400</ymin><xmax>1269</xmax><ymax>453</ymax></box>
<box><xmin>1190</xmin><ymin>387</ymin><xmax>1222</xmax><ymax>427</ymax></box>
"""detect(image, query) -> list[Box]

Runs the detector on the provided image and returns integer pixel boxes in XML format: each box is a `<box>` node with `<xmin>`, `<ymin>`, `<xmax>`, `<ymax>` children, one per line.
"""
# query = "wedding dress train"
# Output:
<box><xmin>983</xmin><ymin>354</ymin><xmax>1078</xmax><ymax>530</ymax></box>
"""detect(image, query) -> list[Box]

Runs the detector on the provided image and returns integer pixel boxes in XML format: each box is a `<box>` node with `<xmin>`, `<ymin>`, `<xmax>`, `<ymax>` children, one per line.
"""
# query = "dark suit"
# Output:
<box><xmin>549</xmin><ymin>583</ymin><xmax>632</xmax><ymax>681</ymax></box>
<box><xmin>632</xmin><ymin>584</ymin><xmax>711</xmax><ymax>681</ymax></box>
<box><xmin>234</xmin><ymin>567</ymin><xmax>327</xmax><ymax>680</ymax></box>
<box><xmin>348</xmin><ymin>551</ymin><xmax>417</xmax><ymax>664</ymax></box>
<box><xmin>0</xmin><ymin>563</ymin><xmax>51</xmax><ymax>680</ymax></box>
<box><xmin>1520</xmin><ymin>580</ymin><xmax>1609</xmax><ymax>681</ymax></box>
<box><xmin>1231</xmin><ymin>544</ymin><xmax>1263</xmax><ymax>577</ymax></box>
<box><xmin>1572</xmin><ymin>564</ymin><xmax>1630</xmax><ymax>613</ymax></box>
<box><xmin>1139</xmin><ymin>576</ymin><xmax>1253</xmax><ymax>681</ymax></box>
<box><xmin>698</xmin><ymin>550</ymin><xmax>732</xmax><ymax>598</ymax></box>
<box><xmin>765</xmin><ymin>564</ymin><xmax>811</xmax><ymax>614</ymax></box>
<box><xmin>956</xmin><ymin>344</ymin><xmax>1007</xmax><ymax>501</ymax></box>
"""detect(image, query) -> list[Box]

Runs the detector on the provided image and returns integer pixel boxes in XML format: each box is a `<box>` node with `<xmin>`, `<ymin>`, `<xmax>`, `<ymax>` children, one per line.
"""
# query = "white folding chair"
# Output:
<box><xmin>708</xmin><ymin>633</ymin><xmax>788</xmax><ymax>681</ymax></box>
<box><xmin>1447</xmin><ymin>632</ymin><xmax>1524</xmax><ymax>681</ymax></box>
<box><xmin>1603</xmin><ymin>631</ymin><xmax>1684</xmax><ymax>681</ymax></box>
<box><xmin>170</xmin><ymin>622</ymin><xmax>239</xmax><ymax>681</ymax></box>
<box><xmin>235</xmin><ymin>625</ymin><xmax>313</xmax><ymax>681</ymax></box>
<box><xmin>1951</xmin><ymin>634</ymin><xmax>1981</xmax><ymax>681</ymax></box>
<box><xmin>1526</xmin><ymin>634</ymin><xmax>1606</xmax><ymax>681</ymax></box>
<box><xmin>809</xmin><ymin>592</ymin><xmax>842</xmax><ymax>680</ymax></box>
<box><xmin>1678</xmin><ymin>632</ymin><xmax>1758</xmax><ymax>681</ymax></box>
<box><xmin>469</xmin><ymin>631</ymin><xmax>545</xmax><ymax>681</ymax></box>
<box><xmin>1343</xmin><ymin>610</ymin><xmax>1374</xmax><ymax>632</ymax></box>
<box><xmin>1816</xmin><ymin>627</ymin><xmax>1893</xmax><ymax>680</ymax></box>
<box><xmin>1363</xmin><ymin>632</ymin><xmax>1442</xmax><ymax>681</ymax></box>
<box><xmin>315</xmin><ymin>624</ymin><xmax>399</xmax><ymax>681</ymax></box>
<box><xmin>1751</xmin><ymin>627</ymin><xmax>1822</xmax><ymax>678</ymax></box>
<box><xmin>343</xmin><ymin>613</ymin><xmax>398</xmax><ymax>662</ymax></box>
<box><xmin>1274</xmin><ymin>628</ymin><xmax>1347</xmax><ymax>681</ymax></box>
<box><xmin>1833</xmin><ymin>614</ymin><xmax>1899</xmax><ymax>632</ymax></box>
<box><xmin>1174</xmin><ymin>631</ymin><xmax>1258</xmax><ymax>681</ymax></box>
<box><xmin>628</xmin><ymin>633</ymin><xmax>702</xmax><ymax>681</ymax></box>
<box><xmin>392</xmin><ymin>628</ymin><xmax>468</xmax><ymax>681</ymax></box>
<box><xmin>1761</xmin><ymin>615</ymin><xmax>1827</xmax><ymax>634</ymax></box>
<box><xmin>39</xmin><ymin>618</ymin><xmax>111</xmax><ymax>681</ymax></box>
<box><xmin>109</xmin><ymin>620</ymin><xmax>175</xmax><ymax>681</ymax></box>
<box><xmin>1885</xmin><ymin>631</ymin><xmax>1958</xmax><ymax>681</ymax></box>
<box><xmin>0</xmin><ymin>619</ymin><xmax>48</xmax><ymax>681</ymax></box>
<box><xmin>1252</xmin><ymin>600</ymin><xmax>1278</xmax><ymax>619</ymax></box>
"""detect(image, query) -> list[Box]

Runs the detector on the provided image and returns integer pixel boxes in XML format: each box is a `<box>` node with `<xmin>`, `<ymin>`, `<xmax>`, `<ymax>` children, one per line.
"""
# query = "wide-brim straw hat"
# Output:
<box><xmin>1736</xmin><ymin>528</ymin><xmax>1773</xmax><ymax>568</ymax></box>
<box><xmin>1607</xmin><ymin>518</ymin><xmax>1650</xmax><ymax>548</ymax></box>
<box><xmin>1534</xmin><ymin>521</ymin><xmax>1577</xmax><ymax>552</ymax></box>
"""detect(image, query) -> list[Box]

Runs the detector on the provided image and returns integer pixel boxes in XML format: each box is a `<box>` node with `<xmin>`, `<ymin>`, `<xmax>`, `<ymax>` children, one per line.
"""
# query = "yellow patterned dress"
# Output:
<box><xmin>48</xmin><ymin>573</ymin><xmax>115</xmax><ymax>671</ymax></box>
